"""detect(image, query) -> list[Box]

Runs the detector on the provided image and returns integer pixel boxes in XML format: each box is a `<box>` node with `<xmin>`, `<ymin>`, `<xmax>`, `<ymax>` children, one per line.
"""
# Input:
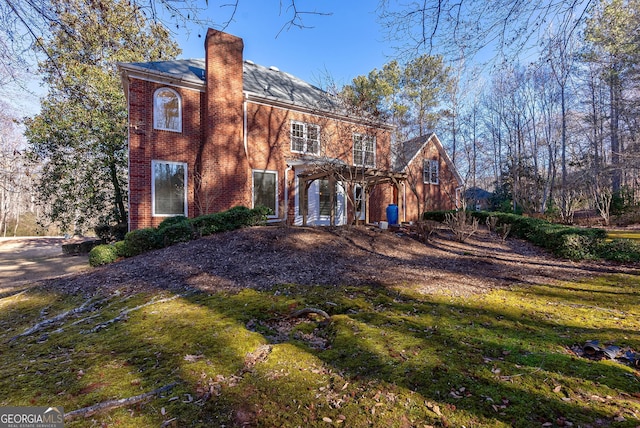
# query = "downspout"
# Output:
<box><xmin>243</xmin><ymin>93</ymin><xmax>249</xmax><ymax>161</ymax></box>
<box><xmin>402</xmin><ymin>182</ymin><xmax>406</xmax><ymax>223</ymax></box>
<box><xmin>284</xmin><ymin>164</ymin><xmax>292</xmax><ymax>223</ymax></box>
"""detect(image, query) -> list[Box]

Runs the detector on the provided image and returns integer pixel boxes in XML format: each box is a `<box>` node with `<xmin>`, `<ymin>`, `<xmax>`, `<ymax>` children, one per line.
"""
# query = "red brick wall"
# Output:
<box><xmin>127</xmin><ymin>79</ymin><xmax>203</xmax><ymax>230</ymax></box>
<box><xmin>201</xmin><ymin>29</ymin><xmax>251</xmax><ymax>213</ymax></box>
<box><xmin>244</xmin><ymin>102</ymin><xmax>396</xmax><ymax>223</ymax></box>
<box><xmin>403</xmin><ymin>139</ymin><xmax>460</xmax><ymax>222</ymax></box>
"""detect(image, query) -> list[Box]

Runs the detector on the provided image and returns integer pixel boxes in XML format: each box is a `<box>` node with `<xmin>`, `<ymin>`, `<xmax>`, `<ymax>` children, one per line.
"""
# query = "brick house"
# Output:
<box><xmin>118</xmin><ymin>28</ymin><xmax>461</xmax><ymax>231</ymax></box>
<box><xmin>394</xmin><ymin>133</ymin><xmax>463</xmax><ymax>222</ymax></box>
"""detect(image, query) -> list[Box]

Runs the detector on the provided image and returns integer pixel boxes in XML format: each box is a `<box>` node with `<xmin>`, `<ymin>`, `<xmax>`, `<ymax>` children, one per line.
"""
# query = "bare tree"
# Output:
<box><xmin>0</xmin><ymin>103</ymin><xmax>32</xmax><ymax>236</ymax></box>
<box><xmin>378</xmin><ymin>0</ymin><xmax>594</xmax><ymax>63</ymax></box>
<box><xmin>0</xmin><ymin>0</ymin><xmax>331</xmax><ymax>86</ymax></box>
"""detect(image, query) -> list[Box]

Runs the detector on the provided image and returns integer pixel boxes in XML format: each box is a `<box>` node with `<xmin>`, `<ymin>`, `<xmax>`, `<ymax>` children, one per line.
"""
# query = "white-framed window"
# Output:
<box><xmin>423</xmin><ymin>159</ymin><xmax>439</xmax><ymax>184</ymax></box>
<box><xmin>152</xmin><ymin>160</ymin><xmax>187</xmax><ymax>216</ymax></box>
<box><xmin>353</xmin><ymin>133</ymin><xmax>375</xmax><ymax>167</ymax></box>
<box><xmin>291</xmin><ymin>121</ymin><xmax>320</xmax><ymax>154</ymax></box>
<box><xmin>252</xmin><ymin>170</ymin><xmax>278</xmax><ymax>217</ymax></box>
<box><xmin>153</xmin><ymin>88</ymin><xmax>182</xmax><ymax>132</ymax></box>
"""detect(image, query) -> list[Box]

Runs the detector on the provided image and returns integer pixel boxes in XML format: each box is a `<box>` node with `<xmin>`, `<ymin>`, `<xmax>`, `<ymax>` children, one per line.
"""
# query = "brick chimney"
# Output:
<box><xmin>199</xmin><ymin>29</ymin><xmax>250</xmax><ymax>213</ymax></box>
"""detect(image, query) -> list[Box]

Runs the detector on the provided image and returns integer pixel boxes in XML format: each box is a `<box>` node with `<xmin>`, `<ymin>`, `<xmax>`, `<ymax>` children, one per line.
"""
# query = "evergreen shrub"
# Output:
<box><xmin>89</xmin><ymin>244</ymin><xmax>119</xmax><ymax>267</ymax></box>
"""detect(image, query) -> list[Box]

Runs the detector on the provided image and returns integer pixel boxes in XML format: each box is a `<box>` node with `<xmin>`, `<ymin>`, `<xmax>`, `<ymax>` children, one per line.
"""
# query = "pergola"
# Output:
<box><xmin>297</xmin><ymin>164</ymin><xmax>407</xmax><ymax>226</ymax></box>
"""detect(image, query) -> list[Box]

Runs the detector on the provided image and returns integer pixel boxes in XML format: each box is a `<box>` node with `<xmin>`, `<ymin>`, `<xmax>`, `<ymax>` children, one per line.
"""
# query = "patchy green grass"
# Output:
<box><xmin>1</xmin><ymin>276</ymin><xmax>639</xmax><ymax>427</ymax></box>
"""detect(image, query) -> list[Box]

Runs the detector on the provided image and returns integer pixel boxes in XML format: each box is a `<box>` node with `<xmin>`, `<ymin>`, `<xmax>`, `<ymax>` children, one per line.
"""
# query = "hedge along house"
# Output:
<box><xmin>118</xmin><ymin>29</ymin><xmax>459</xmax><ymax>231</ymax></box>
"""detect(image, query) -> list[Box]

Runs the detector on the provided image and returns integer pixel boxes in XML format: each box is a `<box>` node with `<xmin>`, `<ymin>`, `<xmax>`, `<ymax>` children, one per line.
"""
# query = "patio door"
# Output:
<box><xmin>295</xmin><ymin>178</ymin><xmax>346</xmax><ymax>226</ymax></box>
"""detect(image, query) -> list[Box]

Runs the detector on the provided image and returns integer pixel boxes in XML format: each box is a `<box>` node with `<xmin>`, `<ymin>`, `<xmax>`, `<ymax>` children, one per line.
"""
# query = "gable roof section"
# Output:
<box><xmin>118</xmin><ymin>59</ymin><xmax>206</xmax><ymax>92</ymax></box>
<box><xmin>394</xmin><ymin>133</ymin><xmax>464</xmax><ymax>186</ymax></box>
<box><xmin>243</xmin><ymin>61</ymin><xmax>336</xmax><ymax>111</ymax></box>
<box><xmin>118</xmin><ymin>58</ymin><xmax>336</xmax><ymax>112</ymax></box>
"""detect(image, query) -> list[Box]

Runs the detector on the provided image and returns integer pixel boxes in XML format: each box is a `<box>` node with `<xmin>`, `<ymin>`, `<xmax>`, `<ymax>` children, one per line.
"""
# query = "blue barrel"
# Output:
<box><xmin>386</xmin><ymin>204</ymin><xmax>399</xmax><ymax>225</ymax></box>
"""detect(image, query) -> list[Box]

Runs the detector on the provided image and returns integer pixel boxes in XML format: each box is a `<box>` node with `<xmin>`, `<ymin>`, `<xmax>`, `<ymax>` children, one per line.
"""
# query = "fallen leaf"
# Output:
<box><xmin>322</xmin><ymin>416</ymin><xmax>333</xmax><ymax>423</ymax></box>
<box><xmin>553</xmin><ymin>385</ymin><xmax>562</xmax><ymax>393</ymax></box>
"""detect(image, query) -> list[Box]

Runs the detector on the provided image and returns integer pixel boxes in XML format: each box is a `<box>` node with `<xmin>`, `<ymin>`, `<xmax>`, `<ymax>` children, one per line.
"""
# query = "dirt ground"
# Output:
<box><xmin>30</xmin><ymin>225</ymin><xmax>639</xmax><ymax>298</ymax></box>
<box><xmin>0</xmin><ymin>237</ymin><xmax>90</xmax><ymax>292</ymax></box>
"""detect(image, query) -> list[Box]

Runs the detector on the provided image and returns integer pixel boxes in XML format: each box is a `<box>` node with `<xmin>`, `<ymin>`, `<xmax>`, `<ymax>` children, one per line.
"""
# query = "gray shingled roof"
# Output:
<box><xmin>121</xmin><ymin>58</ymin><xmax>335</xmax><ymax>111</ymax></box>
<box><xmin>393</xmin><ymin>134</ymin><xmax>435</xmax><ymax>172</ymax></box>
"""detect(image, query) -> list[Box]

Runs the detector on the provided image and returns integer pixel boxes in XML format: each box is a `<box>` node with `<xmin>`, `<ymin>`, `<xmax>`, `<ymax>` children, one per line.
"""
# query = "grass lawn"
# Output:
<box><xmin>1</xmin><ymin>275</ymin><xmax>639</xmax><ymax>427</ymax></box>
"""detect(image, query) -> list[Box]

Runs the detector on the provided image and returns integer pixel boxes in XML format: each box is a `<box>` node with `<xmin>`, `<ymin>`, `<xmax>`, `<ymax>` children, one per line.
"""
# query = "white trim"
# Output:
<box><xmin>290</xmin><ymin>120</ymin><xmax>320</xmax><ymax>155</ymax></box>
<box><xmin>252</xmin><ymin>169</ymin><xmax>279</xmax><ymax>218</ymax></box>
<box><xmin>153</xmin><ymin>87</ymin><xmax>183</xmax><ymax>133</ymax></box>
<box><xmin>126</xmin><ymin>80</ymin><xmax>131</xmax><ymax>232</ymax></box>
<box><xmin>402</xmin><ymin>133</ymin><xmax>463</xmax><ymax>186</ymax></box>
<box><xmin>151</xmin><ymin>160</ymin><xmax>188</xmax><ymax>217</ymax></box>
<box><xmin>293</xmin><ymin>174</ymin><xmax>346</xmax><ymax>226</ymax></box>
<box><xmin>353</xmin><ymin>133</ymin><xmax>376</xmax><ymax>168</ymax></box>
<box><xmin>423</xmin><ymin>159</ymin><xmax>439</xmax><ymax>185</ymax></box>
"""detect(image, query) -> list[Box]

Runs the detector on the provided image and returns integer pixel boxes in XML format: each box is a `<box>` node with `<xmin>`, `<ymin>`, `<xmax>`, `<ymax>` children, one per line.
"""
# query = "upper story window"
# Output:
<box><xmin>423</xmin><ymin>159</ymin><xmax>439</xmax><ymax>184</ymax></box>
<box><xmin>153</xmin><ymin>88</ymin><xmax>182</xmax><ymax>132</ymax></box>
<box><xmin>353</xmin><ymin>133</ymin><xmax>375</xmax><ymax>167</ymax></box>
<box><xmin>291</xmin><ymin>121</ymin><xmax>320</xmax><ymax>154</ymax></box>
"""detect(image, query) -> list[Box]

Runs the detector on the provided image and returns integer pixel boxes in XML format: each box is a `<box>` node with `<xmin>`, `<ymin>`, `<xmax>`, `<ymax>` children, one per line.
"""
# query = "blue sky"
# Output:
<box><xmin>176</xmin><ymin>1</ymin><xmax>393</xmax><ymax>89</ymax></box>
<box><xmin>8</xmin><ymin>1</ymin><xmax>393</xmax><ymax>116</ymax></box>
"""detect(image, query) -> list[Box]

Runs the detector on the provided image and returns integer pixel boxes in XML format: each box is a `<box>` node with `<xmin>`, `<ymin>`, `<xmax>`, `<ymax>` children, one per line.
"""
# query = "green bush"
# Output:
<box><xmin>89</xmin><ymin>244</ymin><xmax>119</xmax><ymax>267</ymax></box>
<box><xmin>113</xmin><ymin>240</ymin><xmax>127</xmax><ymax>257</ymax></box>
<box><xmin>160</xmin><ymin>221</ymin><xmax>194</xmax><ymax>246</ymax></box>
<box><xmin>422</xmin><ymin>210</ymin><xmax>456</xmax><ymax>223</ymax></box>
<box><xmin>191</xmin><ymin>206</ymin><xmax>268</xmax><ymax>236</ymax></box>
<box><xmin>469</xmin><ymin>211</ymin><xmax>607</xmax><ymax>260</ymax></box>
<box><xmin>555</xmin><ymin>234</ymin><xmax>599</xmax><ymax>260</ymax></box>
<box><xmin>598</xmin><ymin>239</ymin><xmax>640</xmax><ymax>263</ymax></box>
<box><xmin>158</xmin><ymin>216</ymin><xmax>189</xmax><ymax>231</ymax></box>
<box><xmin>104</xmin><ymin>206</ymin><xmax>270</xmax><ymax>261</ymax></box>
<box><xmin>122</xmin><ymin>228</ymin><xmax>163</xmax><ymax>257</ymax></box>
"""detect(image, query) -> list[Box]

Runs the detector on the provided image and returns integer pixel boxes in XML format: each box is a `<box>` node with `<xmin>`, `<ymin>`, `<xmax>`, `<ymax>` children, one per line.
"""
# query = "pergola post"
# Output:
<box><xmin>329</xmin><ymin>174</ymin><xmax>336</xmax><ymax>226</ymax></box>
<box><xmin>364</xmin><ymin>186</ymin><xmax>371</xmax><ymax>224</ymax></box>
<box><xmin>297</xmin><ymin>164</ymin><xmax>407</xmax><ymax>227</ymax></box>
<box><xmin>392</xmin><ymin>177</ymin><xmax>403</xmax><ymax>224</ymax></box>
<box><xmin>302</xmin><ymin>179</ymin><xmax>313</xmax><ymax>226</ymax></box>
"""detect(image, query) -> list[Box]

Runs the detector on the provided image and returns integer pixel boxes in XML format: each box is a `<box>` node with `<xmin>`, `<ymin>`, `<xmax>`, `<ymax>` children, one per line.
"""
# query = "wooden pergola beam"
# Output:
<box><xmin>297</xmin><ymin>164</ymin><xmax>407</xmax><ymax>226</ymax></box>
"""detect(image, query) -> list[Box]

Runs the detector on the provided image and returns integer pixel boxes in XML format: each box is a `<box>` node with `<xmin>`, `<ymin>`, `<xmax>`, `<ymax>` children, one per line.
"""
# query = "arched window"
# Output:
<box><xmin>153</xmin><ymin>88</ymin><xmax>181</xmax><ymax>132</ymax></box>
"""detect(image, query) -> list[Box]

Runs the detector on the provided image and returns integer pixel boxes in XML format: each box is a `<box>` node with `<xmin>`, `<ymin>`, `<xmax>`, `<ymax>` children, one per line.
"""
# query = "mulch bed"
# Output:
<box><xmin>35</xmin><ymin>225</ymin><xmax>638</xmax><ymax>298</ymax></box>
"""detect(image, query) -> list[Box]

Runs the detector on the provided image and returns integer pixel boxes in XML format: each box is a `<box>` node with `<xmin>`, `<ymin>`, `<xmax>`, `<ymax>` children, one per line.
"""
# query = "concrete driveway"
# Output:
<box><xmin>0</xmin><ymin>237</ymin><xmax>90</xmax><ymax>291</ymax></box>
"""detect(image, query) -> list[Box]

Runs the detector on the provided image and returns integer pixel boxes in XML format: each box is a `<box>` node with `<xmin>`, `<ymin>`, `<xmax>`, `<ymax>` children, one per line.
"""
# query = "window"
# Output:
<box><xmin>253</xmin><ymin>170</ymin><xmax>278</xmax><ymax>217</ymax></box>
<box><xmin>153</xmin><ymin>88</ymin><xmax>182</xmax><ymax>132</ymax></box>
<box><xmin>353</xmin><ymin>134</ymin><xmax>375</xmax><ymax>167</ymax></box>
<box><xmin>152</xmin><ymin>160</ymin><xmax>187</xmax><ymax>216</ymax></box>
<box><xmin>423</xmin><ymin>159</ymin><xmax>439</xmax><ymax>184</ymax></box>
<box><xmin>291</xmin><ymin>121</ymin><xmax>320</xmax><ymax>154</ymax></box>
